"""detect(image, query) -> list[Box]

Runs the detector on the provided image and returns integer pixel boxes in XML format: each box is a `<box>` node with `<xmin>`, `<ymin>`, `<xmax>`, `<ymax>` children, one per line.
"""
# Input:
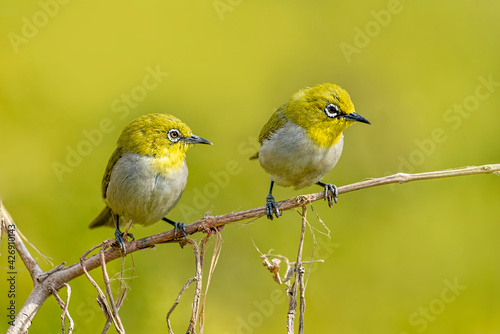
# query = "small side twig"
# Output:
<box><xmin>116</xmin><ymin>254</ymin><xmax>134</xmax><ymax>304</ymax></box>
<box><xmin>305</xmin><ymin>205</ymin><xmax>322</xmax><ymax>288</ymax></box>
<box><xmin>198</xmin><ymin>228</ymin><xmax>223</xmax><ymax>334</ymax></box>
<box><xmin>0</xmin><ymin>205</ymin><xmax>43</xmax><ymax>282</ymax></box>
<box><xmin>166</xmin><ymin>239</ymin><xmax>203</xmax><ymax>334</ymax></box>
<box><xmin>37</xmin><ymin>263</ymin><xmax>66</xmax><ymax>282</ymax></box>
<box><xmin>188</xmin><ymin>239</ymin><xmax>203</xmax><ymax>334</ymax></box>
<box><xmin>298</xmin><ymin>266</ymin><xmax>306</xmax><ymax>334</ymax></box>
<box><xmin>287</xmin><ymin>205</ymin><xmax>307</xmax><ymax>333</ymax></box>
<box><xmin>80</xmin><ymin>240</ymin><xmax>125</xmax><ymax>334</ymax></box>
<box><xmin>167</xmin><ymin>277</ymin><xmax>196</xmax><ymax>334</ymax></box>
<box><xmin>51</xmin><ymin>283</ymin><xmax>74</xmax><ymax>334</ymax></box>
<box><xmin>99</xmin><ymin>246</ymin><xmax>126</xmax><ymax>333</ymax></box>
<box><xmin>297</xmin><ymin>206</ymin><xmax>307</xmax><ymax>334</ymax></box>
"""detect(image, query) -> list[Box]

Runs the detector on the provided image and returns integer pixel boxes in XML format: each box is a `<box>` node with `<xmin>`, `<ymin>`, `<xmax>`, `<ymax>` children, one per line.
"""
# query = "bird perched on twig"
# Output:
<box><xmin>89</xmin><ymin>113</ymin><xmax>212</xmax><ymax>252</ymax></box>
<box><xmin>251</xmin><ymin>83</ymin><xmax>370</xmax><ymax>219</ymax></box>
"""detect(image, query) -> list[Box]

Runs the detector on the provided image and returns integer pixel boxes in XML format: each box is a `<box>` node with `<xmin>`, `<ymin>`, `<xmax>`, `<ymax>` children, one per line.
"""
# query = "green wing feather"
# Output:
<box><xmin>89</xmin><ymin>147</ymin><xmax>123</xmax><ymax>228</ymax></box>
<box><xmin>101</xmin><ymin>147</ymin><xmax>123</xmax><ymax>199</ymax></box>
<box><xmin>250</xmin><ymin>105</ymin><xmax>287</xmax><ymax>160</ymax></box>
<box><xmin>258</xmin><ymin>105</ymin><xmax>287</xmax><ymax>143</ymax></box>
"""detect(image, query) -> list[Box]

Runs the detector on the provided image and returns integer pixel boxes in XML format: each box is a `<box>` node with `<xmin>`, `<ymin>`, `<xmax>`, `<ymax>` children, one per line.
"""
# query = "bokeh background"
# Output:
<box><xmin>1</xmin><ymin>1</ymin><xmax>500</xmax><ymax>333</ymax></box>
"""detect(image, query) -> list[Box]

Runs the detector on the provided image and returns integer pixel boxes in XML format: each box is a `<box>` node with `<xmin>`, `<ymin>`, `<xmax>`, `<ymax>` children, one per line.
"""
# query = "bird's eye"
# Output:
<box><xmin>167</xmin><ymin>129</ymin><xmax>181</xmax><ymax>142</ymax></box>
<box><xmin>324</xmin><ymin>104</ymin><xmax>340</xmax><ymax>118</ymax></box>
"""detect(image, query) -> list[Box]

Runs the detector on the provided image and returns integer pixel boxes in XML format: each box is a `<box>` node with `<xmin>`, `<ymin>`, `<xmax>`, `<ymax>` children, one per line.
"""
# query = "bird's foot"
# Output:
<box><xmin>114</xmin><ymin>230</ymin><xmax>134</xmax><ymax>254</ymax></box>
<box><xmin>173</xmin><ymin>222</ymin><xmax>187</xmax><ymax>238</ymax></box>
<box><xmin>317</xmin><ymin>182</ymin><xmax>338</xmax><ymax>208</ymax></box>
<box><xmin>266</xmin><ymin>193</ymin><xmax>282</xmax><ymax>220</ymax></box>
<box><xmin>163</xmin><ymin>217</ymin><xmax>187</xmax><ymax>238</ymax></box>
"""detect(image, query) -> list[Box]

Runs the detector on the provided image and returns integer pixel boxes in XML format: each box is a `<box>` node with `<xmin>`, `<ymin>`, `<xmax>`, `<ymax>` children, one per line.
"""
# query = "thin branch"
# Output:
<box><xmin>102</xmin><ymin>255</ymin><xmax>132</xmax><ymax>332</ymax></box>
<box><xmin>2</xmin><ymin>163</ymin><xmax>499</xmax><ymax>333</ymax></box>
<box><xmin>37</xmin><ymin>263</ymin><xmax>66</xmax><ymax>282</ymax></box>
<box><xmin>187</xmin><ymin>239</ymin><xmax>203</xmax><ymax>334</ymax></box>
<box><xmin>287</xmin><ymin>206</ymin><xmax>307</xmax><ymax>333</ymax></box>
<box><xmin>309</xmin><ymin>204</ymin><xmax>331</xmax><ymax>238</ymax></box>
<box><xmin>298</xmin><ymin>208</ymin><xmax>308</xmax><ymax>334</ymax></box>
<box><xmin>1</xmin><ymin>203</ymin><xmax>48</xmax><ymax>334</ymax></box>
<box><xmin>51</xmin><ymin>283</ymin><xmax>74</xmax><ymax>334</ymax></box>
<box><xmin>298</xmin><ymin>265</ymin><xmax>306</xmax><ymax>334</ymax></box>
<box><xmin>166</xmin><ymin>239</ymin><xmax>203</xmax><ymax>334</ymax></box>
<box><xmin>304</xmin><ymin>207</ymin><xmax>321</xmax><ymax>288</ymax></box>
<box><xmin>79</xmin><ymin>241</ymin><xmax>124</xmax><ymax>334</ymax></box>
<box><xmin>99</xmin><ymin>246</ymin><xmax>125</xmax><ymax>333</ymax></box>
<box><xmin>0</xmin><ymin>205</ymin><xmax>43</xmax><ymax>282</ymax></box>
<box><xmin>198</xmin><ymin>229</ymin><xmax>222</xmax><ymax>333</ymax></box>
<box><xmin>116</xmin><ymin>255</ymin><xmax>134</xmax><ymax>306</ymax></box>
<box><xmin>167</xmin><ymin>278</ymin><xmax>196</xmax><ymax>334</ymax></box>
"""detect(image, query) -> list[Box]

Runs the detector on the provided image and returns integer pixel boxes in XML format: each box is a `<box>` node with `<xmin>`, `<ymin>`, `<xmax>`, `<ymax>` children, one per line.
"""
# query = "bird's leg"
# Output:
<box><xmin>113</xmin><ymin>213</ymin><xmax>128</xmax><ymax>253</ymax></box>
<box><xmin>162</xmin><ymin>217</ymin><xmax>187</xmax><ymax>238</ymax></box>
<box><xmin>266</xmin><ymin>181</ymin><xmax>282</xmax><ymax>220</ymax></box>
<box><xmin>316</xmin><ymin>181</ymin><xmax>338</xmax><ymax>208</ymax></box>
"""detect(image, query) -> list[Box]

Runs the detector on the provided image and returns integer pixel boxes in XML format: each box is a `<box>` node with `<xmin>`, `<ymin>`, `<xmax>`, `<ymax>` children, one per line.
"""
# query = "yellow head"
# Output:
<box><xmin>119</xmin><ymin>113</ymin><xmax>211</xmax><ymax>155</ymax></box>
<box><xmin>117</xmin><ymin>113</ymin><xmax>212</xmax><ymax>173</ymax></box>
<box><xmin>282</xmin><ymin>83</ymin><xmax>370</xmax><ymax>147</ymax></box>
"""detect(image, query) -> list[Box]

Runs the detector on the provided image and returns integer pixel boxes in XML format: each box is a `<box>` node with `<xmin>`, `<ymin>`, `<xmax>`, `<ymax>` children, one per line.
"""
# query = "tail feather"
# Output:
<box><xmin>89</xmin><ymin>206</ymin><xmax>114</xmax><ymax>228</ymax></box>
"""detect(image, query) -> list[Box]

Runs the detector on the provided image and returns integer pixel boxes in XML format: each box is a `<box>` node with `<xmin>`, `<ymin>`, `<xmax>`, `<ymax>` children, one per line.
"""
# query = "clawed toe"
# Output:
<box><xmin>317</xmin><ymin>182</ymin><xmax>338</xmax><ymax>208</ymax></box>
<box><xmin>174</xmin><ymin>222</ymin><xmax>187</xmax><ymax>238</ymax></box>
<box><xmin>266</xmin><ymin>193</ymin><xmax>282</xmax><ymax>220</ymax></box>
<box><xmin>114</xmin><ymin>230</ymin><xmax>127</xmax><ymax>253</ymax></box>
<box><xmin>163</xmin><ymin>217</ymin><xmax>187</xmax><ymax>238</ymax></box>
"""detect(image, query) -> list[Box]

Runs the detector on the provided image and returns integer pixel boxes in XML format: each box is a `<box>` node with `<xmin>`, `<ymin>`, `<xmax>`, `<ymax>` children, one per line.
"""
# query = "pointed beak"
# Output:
<box><xmin>344</xmin><ymin>112</ymin><xmax>371</xmax><ymax>125</ymax></box>
<box><xmin>184</xmin><ymin>134</ymin><xmax>213</xmax><ymax>145</ymax></box>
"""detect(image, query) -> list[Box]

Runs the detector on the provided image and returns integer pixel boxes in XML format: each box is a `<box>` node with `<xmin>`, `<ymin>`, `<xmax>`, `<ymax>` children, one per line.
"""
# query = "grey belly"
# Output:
<box><xmin>106</xmin><ymin>153</ymin><xmax>188</xmax><ymax>226</ymax></box>
<box><xmin>258</xmin><ymin>123</ymin><xmax>344</xmax><ymax>189</ymax></box>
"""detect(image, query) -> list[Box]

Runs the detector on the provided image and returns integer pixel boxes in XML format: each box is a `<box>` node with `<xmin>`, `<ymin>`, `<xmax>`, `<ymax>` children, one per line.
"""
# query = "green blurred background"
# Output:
<box><xmin>1</xmin><ymin>0</ymin><xmax>500</xmax><ymax>333</ymax></box>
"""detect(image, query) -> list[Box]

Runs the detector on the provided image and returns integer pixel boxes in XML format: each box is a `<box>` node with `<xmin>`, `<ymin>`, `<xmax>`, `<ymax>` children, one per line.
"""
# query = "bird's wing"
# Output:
<box><xmin>258</xmin><ymin>106</ymin><xmax>287</xmax><ymax>144</ymax></box>
<box><xmin>101</xmin><ymin>147</ymin><xmax>123</xmax><ymax>200</ymax></box>
<box><xmin>250</xmin><ymin>106</ymin><xmax>287</xmax><ymax>160</ymax></box>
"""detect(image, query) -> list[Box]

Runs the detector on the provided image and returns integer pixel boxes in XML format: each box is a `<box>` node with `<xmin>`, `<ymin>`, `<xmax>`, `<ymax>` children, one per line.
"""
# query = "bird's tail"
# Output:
<box><xmin>89</xmin><ymin>206</ymin><xmax>114</xmax><ymax>228</ymax></box>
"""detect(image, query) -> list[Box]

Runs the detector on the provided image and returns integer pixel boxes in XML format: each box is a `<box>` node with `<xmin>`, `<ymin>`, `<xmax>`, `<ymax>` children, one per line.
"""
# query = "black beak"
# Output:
<box><xmin>344</xmin><ymin>112</ymin><xmax>371</xmax><ymax>125</ymax></box>
<box><xmin>184</xmin><ymin>134</ymin><xmax>213</xmax><ymax>145</ymax></box>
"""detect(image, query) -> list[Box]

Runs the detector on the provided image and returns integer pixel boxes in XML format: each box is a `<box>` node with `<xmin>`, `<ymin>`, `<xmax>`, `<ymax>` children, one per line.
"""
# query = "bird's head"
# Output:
<box><xmin>118</xmin><ymin>113</ymin><xmax>212</xmax><ymax>161</ymax></box>
<box><xmin>284</xmin><ymin>83</ymin><xmax>370</xmax><ymax>147</ymax></box>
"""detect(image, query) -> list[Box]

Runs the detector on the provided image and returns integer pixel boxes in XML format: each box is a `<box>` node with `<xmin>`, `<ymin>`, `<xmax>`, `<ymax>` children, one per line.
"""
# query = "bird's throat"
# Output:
<box><xmin>150</xmin><ymin>153</ymin><xmax>185</xmax><ymax>176</ymax></box>
<box><xmin>306</xmin><ymin>123</ymin><xmax>346</xmax><ymax>147</ymax></box>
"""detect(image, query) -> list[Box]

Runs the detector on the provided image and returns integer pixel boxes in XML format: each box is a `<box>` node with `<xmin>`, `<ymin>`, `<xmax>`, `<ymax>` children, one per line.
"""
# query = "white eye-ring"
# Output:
<box><xmin>324</xmin><ymin>104</ymin><xmax>340</xmax><ymax>118</ymax></box>
<box><xmin>167</xmin><ymin>129</ymin><xmax>181</xmax><ymax>142</ymax></box>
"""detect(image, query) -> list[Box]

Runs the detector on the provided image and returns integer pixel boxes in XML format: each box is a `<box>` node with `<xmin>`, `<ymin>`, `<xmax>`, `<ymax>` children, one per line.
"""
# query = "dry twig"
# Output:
<box><xmin>298</xmin><ymin>208</ymin><xmax>308</xmax><ymax>334</ymax></box>
<box><xmin>99</xmin><ymin>246</ymin><xmax>126</xmax><ymax>333</ymax></box>
<box><xmin>166</xmin><ymin>239</ymin><xmax>203</xmax><ymax>334</ymax></box>
<box><xmin>199</xmin><ymin>228</ymin><xmax>223</xmax><ymax>333</ymax></box>
<box><xmin>287</xmin><ymin>206</ymin><xmax>307</xmax><ymax>333</ymax></box>
<box><xmin>51</xmin><ymin>283</ymin><xmax>74</xmax><ymax>334</ymax></box>
<box><xmin>79</xmin><ymin>240</ymin><xmax>125</xmax><ymax>334</ymax></box>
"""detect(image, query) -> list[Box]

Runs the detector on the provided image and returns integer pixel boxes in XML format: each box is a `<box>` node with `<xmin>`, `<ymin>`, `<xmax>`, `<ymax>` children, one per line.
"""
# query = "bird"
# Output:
<box><xmin>251</xmin><ymin>83</ymin><xmax>370</xmax><ymax>219</ymax></box>
<box><xmin>89</xmin><ymin>113</ymin><xmax>212</xmax><ymax>252</ymax></box>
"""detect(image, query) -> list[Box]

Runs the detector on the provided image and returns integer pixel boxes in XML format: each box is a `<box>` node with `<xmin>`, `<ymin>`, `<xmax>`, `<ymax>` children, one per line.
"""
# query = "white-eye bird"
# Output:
<box><xmin>89</xmin><ymin>113</ymin><xmax>212</xmax><ymax>252</ymax></box>
<box><xmin>251</xmin><ymin>83</ymin><xmax>370</xmax><ymax>219</ymax></box>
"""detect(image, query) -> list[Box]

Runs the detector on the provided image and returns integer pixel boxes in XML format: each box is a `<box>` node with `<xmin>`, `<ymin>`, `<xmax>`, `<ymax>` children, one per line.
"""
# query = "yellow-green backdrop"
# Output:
<box><xmin>1</xmin><ymin>1</ymin><xmax>500</xmax><ymax>333</ymax></box>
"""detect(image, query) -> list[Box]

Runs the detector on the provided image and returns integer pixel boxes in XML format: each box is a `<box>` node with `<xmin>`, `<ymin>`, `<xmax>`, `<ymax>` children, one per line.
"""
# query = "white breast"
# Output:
<box><xmin>258</xmin><ymin>122</ymin><xmax>343</xmax><ymax>189</ymax></box>
<box><xmin>106</xmin><ymin>153</ymin><xmax>188</xmax><ymax>226</ymax></box>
